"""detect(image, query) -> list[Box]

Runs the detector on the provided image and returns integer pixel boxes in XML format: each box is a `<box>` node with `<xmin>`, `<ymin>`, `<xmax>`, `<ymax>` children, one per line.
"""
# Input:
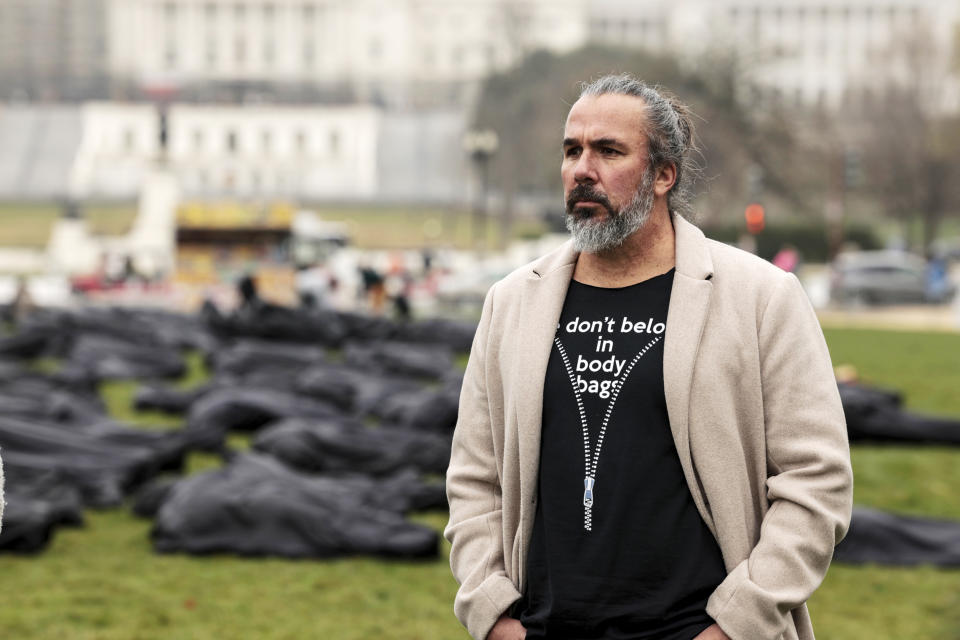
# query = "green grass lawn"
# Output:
<box><xmin>297</xmin><ymin>206</ymin><xmax>548</xmax><ymax>251</ymax></box>
<box><xmin>0</xmin><ymin>203</ymin><xmax>138</xmax><ymax>248</ymax></box>
<box><xmin>1</xmin><ymin>328</ymin><xmax>959</xmax><ymax>639</ymax></box>
<box><xmin>0</xmin><ymin>205</ymin><xmax>62</xmax><ymax>247</ymax></box>
<box><xmin>0</xmin><ymin>203</ymin><xmax>546</xmax><ymax>252</ymax></box>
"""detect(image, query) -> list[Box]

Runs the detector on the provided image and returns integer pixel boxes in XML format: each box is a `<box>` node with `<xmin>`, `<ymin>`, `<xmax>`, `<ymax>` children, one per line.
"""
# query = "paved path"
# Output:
<box><xmin>817</xmin><ymin>304</ymin><xmax>960</xmax><ymax>333</ymax></box>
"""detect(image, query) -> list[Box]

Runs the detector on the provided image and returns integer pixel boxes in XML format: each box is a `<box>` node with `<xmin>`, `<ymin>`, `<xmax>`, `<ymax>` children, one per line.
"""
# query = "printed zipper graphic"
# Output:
<box><xmin>554</xmin><ymin>335</ymin><xmax>663</xmax><ymax>531</ymax></box>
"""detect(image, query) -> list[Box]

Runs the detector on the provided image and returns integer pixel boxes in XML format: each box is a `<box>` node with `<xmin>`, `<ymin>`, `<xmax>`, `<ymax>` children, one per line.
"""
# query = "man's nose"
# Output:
<box><xmin>573</xmin><ymin>152</ymin><xmax>598</xmax><ymax>184</ymax></box>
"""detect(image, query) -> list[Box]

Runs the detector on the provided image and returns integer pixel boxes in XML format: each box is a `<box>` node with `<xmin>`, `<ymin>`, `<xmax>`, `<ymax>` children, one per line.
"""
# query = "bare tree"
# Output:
<box><xmin>856</xmin><ymin>20</ymin><xmax>960</xmax><ymax>252</ymax></box>
<box><xmin>472</xmin><ymin>46</ymin><xmax>805</xmax><ymax>227</ymax></box>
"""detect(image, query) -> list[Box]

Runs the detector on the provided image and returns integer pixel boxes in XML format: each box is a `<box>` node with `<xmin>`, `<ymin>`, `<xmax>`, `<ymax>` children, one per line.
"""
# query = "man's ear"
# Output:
<box><xmin>654</xmin><ymin>162</ymin><xmax>677</xmax><ymax>197</ymax></box>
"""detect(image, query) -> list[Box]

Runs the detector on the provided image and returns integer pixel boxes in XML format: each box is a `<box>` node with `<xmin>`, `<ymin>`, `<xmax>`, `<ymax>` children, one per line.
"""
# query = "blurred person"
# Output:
<box><xmin>772</xmin><ymin>244</ymin><xmax>801</xmax><ymax>274</ymax></box>
<box><xmin>925</xmin><ymin>251</ymin><xmax>950</xmax><ymax>303</ymax></box>
<box><xmin>445</xmin><ymin>74</ymin><xmax>852</xmax><ymax>640</ymax></box>
<box><xmin>237</xmin><ymin>273</ymin><xmax>260</xmax><ymax>309</ymax></box>
<box><xmin>386</xmin><ymin>270</ymin><xmax>413</xmax><ymax>321</ymax></box>
<box><xmin>359</xmin><ymin>263</ymin><xmax>386</xmax><ymax>314</ymax></box>
<box><xmin>11</xmin><ymin>276</ymin><xmax>34</xmax><ymax>326</ymax></box>
<box><xmin>235</xmin><ymin>272</ymin><xmax>284</xmax><ymax>318</ymax></box>
<box><xmin>296</xmin><ymin>261</ymin><xmax>332</xmax><ymax>309</ymax></box>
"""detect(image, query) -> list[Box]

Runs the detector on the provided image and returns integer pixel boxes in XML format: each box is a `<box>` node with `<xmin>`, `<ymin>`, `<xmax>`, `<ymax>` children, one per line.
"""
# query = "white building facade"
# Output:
<box><xmin>68</xmin><ymin>102</ymin><xmax>383</xmax><ymax>200</ymax></box>
<box><xmin>166</xmin><ymin>104</ymin><xmax>380</xmax><ymax>198</ymax></box>
<box><xmin>62</xmin><ymin>100</ymin><xmax>473</xmax><ymax>203</ymax></box>
<box><xmin>107</xmin><ymin>0</ymin><xmax>588</xmax><ymax>105</ymax></box>
<box><xmin>587</xmin><ymin>0</ymin><xmax>960</xmax><ymax>112</ymax></box>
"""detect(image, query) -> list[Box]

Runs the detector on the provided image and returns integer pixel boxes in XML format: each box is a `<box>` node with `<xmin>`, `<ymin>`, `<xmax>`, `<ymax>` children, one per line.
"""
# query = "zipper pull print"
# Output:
<box><xmin>583</xmin><ymin>476</ymin><xmax>595</xmax><ymax>507</ymax></box>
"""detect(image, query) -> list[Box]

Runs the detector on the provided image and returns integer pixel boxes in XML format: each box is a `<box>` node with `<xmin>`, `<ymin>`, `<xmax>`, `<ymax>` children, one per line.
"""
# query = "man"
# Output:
<box><xmin>444</xmin><ymin>74</ymin><xmax>853</xmax><ymax>640</ymax></box>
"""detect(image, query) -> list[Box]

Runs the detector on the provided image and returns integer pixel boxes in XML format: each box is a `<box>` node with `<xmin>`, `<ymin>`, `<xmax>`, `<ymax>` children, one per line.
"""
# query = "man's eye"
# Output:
<box><xmin>564</xmin><ymin>147</ymin><xmax>581</xmax><ymax>158</ymax></box>
<box><xmin>601</xmin><ymin>147</ymin><xmax>620</xmax><ymax>155</ymax></box>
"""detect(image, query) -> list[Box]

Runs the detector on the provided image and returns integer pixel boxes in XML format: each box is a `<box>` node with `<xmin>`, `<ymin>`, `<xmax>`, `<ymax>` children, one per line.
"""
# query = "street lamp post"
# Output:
<box><xmin>462</xmin><ymin>129</ymin><xmax>499</xmax><ymax>255</ymax></box>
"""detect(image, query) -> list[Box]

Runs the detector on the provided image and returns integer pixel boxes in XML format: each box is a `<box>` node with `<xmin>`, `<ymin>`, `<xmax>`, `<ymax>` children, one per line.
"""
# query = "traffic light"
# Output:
<box><xmin>745</xmin><ymin>203</ymin><xmax>765</xmax><ymax>234</ymax></box>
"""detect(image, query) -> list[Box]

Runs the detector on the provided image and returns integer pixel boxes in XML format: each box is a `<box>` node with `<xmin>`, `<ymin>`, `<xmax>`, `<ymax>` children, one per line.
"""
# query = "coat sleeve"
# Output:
<box><xmin>706</xmin><ymin>272</ymin><xmax>854</xmax><ymax>640</ymax></box>
<box><xmin>444</xmin><ymin>283</ymin><xmax>522</xmax><ymax>640</ymax></box>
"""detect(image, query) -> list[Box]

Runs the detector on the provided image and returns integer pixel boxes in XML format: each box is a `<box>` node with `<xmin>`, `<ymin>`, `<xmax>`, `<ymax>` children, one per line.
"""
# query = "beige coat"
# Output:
<box><xmin>445</xmin><ymin>214</ymin><xmax>853</xmax><ymax>640</ymax></box>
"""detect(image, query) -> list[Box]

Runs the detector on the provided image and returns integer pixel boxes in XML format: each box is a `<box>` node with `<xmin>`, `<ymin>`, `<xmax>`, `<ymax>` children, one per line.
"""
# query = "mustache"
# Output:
<box><xmin>566</xmin><ymin>185</ymin><xmax>614</xmax><ymax>216</ymax></box>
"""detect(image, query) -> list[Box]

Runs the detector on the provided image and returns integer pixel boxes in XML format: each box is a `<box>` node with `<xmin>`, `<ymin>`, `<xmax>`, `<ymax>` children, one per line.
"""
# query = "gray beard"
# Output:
<box><xmin>565</xmin><ymin>169</ymin><xmax>656</xmax><ymax>254</ymax></box>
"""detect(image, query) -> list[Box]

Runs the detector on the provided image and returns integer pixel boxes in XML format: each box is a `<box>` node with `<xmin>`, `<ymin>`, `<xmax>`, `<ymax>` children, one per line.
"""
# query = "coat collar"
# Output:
<box><xmin>673</xmin><ymin>212</ymin><xmax>715</xmax><ymax>280</ymax></box>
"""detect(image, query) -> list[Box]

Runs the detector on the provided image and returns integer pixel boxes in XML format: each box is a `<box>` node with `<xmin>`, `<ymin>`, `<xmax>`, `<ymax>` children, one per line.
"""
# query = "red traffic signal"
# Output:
<box><xmin>745</xmin><ymin>203</ymin><xmax>765</xmax><ymax>234</ymax></box>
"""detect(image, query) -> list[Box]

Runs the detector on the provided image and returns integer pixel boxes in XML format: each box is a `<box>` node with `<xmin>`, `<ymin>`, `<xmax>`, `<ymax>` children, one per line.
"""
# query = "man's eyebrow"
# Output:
<box><xmin>562</xmin><ymin>136</ymin><xmax>626</xmax><ymax>148</ymax></box>
<box><xmin>590</xmin><ymin>137</ymin><xmax>625</xmax><ymax>148</ymax></box>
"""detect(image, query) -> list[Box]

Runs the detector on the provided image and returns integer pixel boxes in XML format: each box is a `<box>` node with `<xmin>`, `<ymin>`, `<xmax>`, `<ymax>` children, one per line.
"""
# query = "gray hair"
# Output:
<box><xmin>579</xmin><ymin>73</ymin><xmax>699</xmax><ymax>218</ymax></box>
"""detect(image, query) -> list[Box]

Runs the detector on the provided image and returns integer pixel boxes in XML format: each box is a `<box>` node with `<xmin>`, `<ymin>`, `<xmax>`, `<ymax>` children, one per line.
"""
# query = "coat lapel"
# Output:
<box><xmin>514</xmin><ymin>242</ymin><xmax>577</xmax><ymax>570</ymax></box>
<box><xmin>664</xmin><ymin>214</ymin><xmax>717</xmax><ymax>535</ymax></box>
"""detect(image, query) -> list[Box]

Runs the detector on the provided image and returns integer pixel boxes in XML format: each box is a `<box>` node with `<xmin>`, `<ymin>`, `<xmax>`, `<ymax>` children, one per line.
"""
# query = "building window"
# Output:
<box><xmin>295</xmin><ymin>130</ymin><xmax>308</xmax><ymax>154</ymax></box>
<box><xmin>205</xmin><ymin>2</ymin><xmax>217</xmax><ymax>19</ymax></box>
<box><xmin>193</xmin><ymin>129</ymin><xmax>204</xmax><ymax>152</ymax></box>
<box><xmin>263</xmin><ymin>40</ymin><xmax>275</xmax><ymax>65</ymax></box>
<box><xmin>235</xmin><ymin>37</ymin><xmax>246</xmax><ymax>65</ymax></box>
<box><xmin>369</xmin><ymin>38</ymin><xmax>382</xmax><ymax>60</ymax></box>
<box><xmin>164</xmin><ymin>2</ymin><xmax>177</xmax><ymax>20</ymax></box>
<box><xmin>227</xmin><ymin>130</ymin><xmax>238</xmax><ymax>154</ymax></box>
<box><xmin>165</xmin><ymin>45</ymin><xmax>177</xmax><ymax>70</ymax></box>
<box><xmin>303</xmin><ymin>4</ymin><xmax>315</xmax><ymax>22</ymax></box>
<box><xmin>329</xmin><ymin>130</ymin><xmax>339</xmax><ymax>155</ymax></box>
<box><xmin>123</xmin><ymin>129</ymin><xmax>136</xmax><ymax>153</ymax></box>
<box><xmin>263</xmin><ymin>3</ymin><xmax>274</xmax><ymax>21</ymax></box>
<box><xmin>261</xmin><ymin>130</ymin><xmax>272</xmax><ymax>154</ymax></box>
<box><xmin>303</xmin><ymin>41</ymin><xmax>314</xmax><ymax>67</ymax></box>
<box><xmin>206</xmin><ymin>40</ymin><xmax>218</xmax><ymax>66</ymax></box>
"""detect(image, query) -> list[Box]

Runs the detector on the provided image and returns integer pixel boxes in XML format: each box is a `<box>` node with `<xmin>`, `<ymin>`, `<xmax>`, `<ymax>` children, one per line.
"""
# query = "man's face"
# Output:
<box><xmin>561</xmin><ymin>93</ymin><xmax>655</xmax><ymax>253</ymax></box>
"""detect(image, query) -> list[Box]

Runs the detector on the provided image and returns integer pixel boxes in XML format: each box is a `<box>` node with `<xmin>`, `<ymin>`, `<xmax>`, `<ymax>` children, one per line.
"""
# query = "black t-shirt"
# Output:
<box><xmin>517</xmin><ymin>270</ymin><xmax>727</xmax><ymax>640</ymax></box>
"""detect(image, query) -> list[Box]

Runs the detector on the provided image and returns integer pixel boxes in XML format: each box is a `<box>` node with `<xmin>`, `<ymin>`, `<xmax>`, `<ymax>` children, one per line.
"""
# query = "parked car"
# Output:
<box><xmin>830</xmin><ymin>250</ymin><xmax>956</xmax><ymax>305</ymax></box>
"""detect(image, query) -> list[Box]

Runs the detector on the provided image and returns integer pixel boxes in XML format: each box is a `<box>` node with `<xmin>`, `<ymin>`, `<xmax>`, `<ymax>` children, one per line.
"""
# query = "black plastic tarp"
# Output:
<box><xmin>371</xmin><ymin>387</ymin><xmax>461</xmax><ymax>432</ymax></box>
<box><xmin>201</xmin><ymin>299</ymin><xmax>349</xmax><ymax>346</ymax></box>
<box><xmin>151</xmin><ymin>453</ymin><xmax>439</xmax><ymax>558</ymax></box>
<box><xmin>343</xmin><ymin>341</ymin><xmax>453</xmax><ymax>381</ymax></box>
<box><xmin>0</xmin><ymin>416</ymin><xmax>186</xmax><ymax>507</ymax></box>
<box><xmin>63</xmin><ymin>334</ymin><xmax>187</xmax><ymax>381</ymax></box>
<box><xmin>251</xmin><ymin>417</ymin><xmax>451</xmax><ymax>476</ymax></box>
<box><xmin>840</xmin><ymin>382</ymin><xmax>960</xmax><ymax>445</ymax></box>
<box><xmin>209</xmin><ymin>338</ymin><xmax>328</xmax><ymax>376</ymax></box>
<box><xmin>183</xmin><ymin>387</ymin><xmax>344</xmax><ymax>450</ymax></box>
<box><xmin>835</xmin><ymin>507</ymin><xmax>960</xmax><ymax>567</ymax></box>
<box><xmin>296</xmin><ymin>364</ymin><xmax>421</xmax><ymax>415</ymax></box>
